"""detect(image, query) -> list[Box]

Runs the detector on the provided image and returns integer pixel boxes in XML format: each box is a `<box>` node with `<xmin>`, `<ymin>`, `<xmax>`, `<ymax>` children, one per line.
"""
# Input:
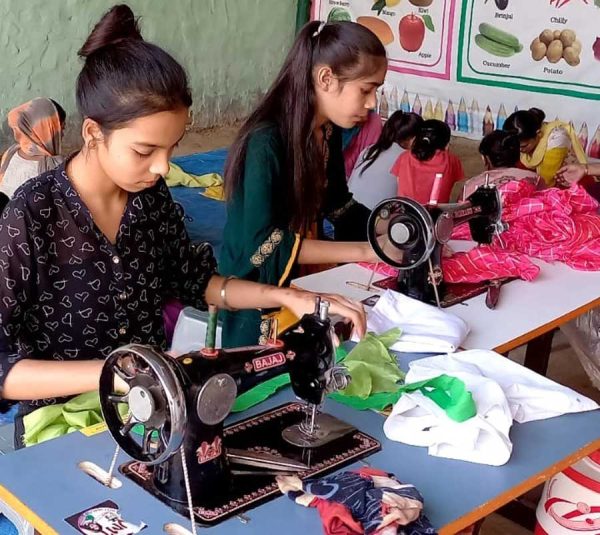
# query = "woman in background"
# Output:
<box><xmin>0</xmin><ymin>97</ymin><xmax>65</xmax><ymax>200</ymax></box>
<box><xmin>503</xmin><ymin>107</ymin><xmax>586</xmax><ymax>187</ymax></box>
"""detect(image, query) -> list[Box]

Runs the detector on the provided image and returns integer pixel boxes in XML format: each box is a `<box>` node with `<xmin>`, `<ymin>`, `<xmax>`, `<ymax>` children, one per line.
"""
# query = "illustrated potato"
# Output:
<box><xmin>531</xmin><ymin>40</ymin><xmax>547</xmax><ymax>61</ymax></box>
<box><xmin>563</xmin><ymin>47</ymin><xmax>580</xmax><ymax>66</ymax></box>
<box><xmin>546</xmin><ymin>40</ymin><xmax>563</xmax><ymax>63</ymax></box>
<box><xmin>571</xmin><ymin>40</ymin><xmax>582</xmax><ymax>54</ymax></box>
<box><xmin>553</xmin><ymin>30</ymin><xmax>562</xmax><ymax>40</ymax></box>
<box><xmin>539</xmin><ymin>29</ymin><xmax>554</xmax><ymax>46</ymax></box>
<box><xmin>560</xmin><ymin>29</ymin><xmax>576</xmax><ymax>48</ymax></box>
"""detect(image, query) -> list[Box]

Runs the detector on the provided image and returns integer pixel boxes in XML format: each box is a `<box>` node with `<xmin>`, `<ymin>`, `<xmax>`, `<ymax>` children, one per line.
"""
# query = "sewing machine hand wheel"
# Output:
<box><xmin>99</xmin><ymin>344</ymin><xmax>187</xmax><ymax>465</ymax></box>
<box><xmin>367</xmin><ymin>197</ymin><xmax>436</xmax><ymax>270</ymax></box>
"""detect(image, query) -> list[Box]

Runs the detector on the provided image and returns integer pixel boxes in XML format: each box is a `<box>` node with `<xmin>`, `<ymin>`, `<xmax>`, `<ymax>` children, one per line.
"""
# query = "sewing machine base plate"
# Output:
<box><xmin>119</xmin><ymin>402</ymin><xmax>381</xmax><ymax>525</ymax></box>
<box><xmin>373</xmin><ymin>277</ymin><xmax>507</xmax><ymax>307</ymax></box>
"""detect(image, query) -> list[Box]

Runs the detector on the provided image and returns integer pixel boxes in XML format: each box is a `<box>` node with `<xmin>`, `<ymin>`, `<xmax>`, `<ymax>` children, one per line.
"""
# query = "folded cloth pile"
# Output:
<box><xmin>384</xmin><ymin>350</ymin><xmax>599</xmax><ymax>466</ymax></box>
<box><xmin>277</xmin><ymin>467</ymin><xmax>437</xmax><ymax>535</ymax></box>
<box><xmin>353</xmin><ymin>290</ymin><xmax>469</xmax><ymax>354</ymax></box>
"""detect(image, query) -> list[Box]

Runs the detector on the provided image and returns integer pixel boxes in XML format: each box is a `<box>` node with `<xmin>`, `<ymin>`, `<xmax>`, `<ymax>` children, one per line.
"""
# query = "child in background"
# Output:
<box><xmin>462</xmin><ymin>130</ymin><xmax>541</xmax><ymax>199</ymax></box>
<box><xmin>391</xmin><ymin>119</ymin><xmax>464</xmax><ymax>205</ymax></box>
<box><xmin>503</xmin><ymin>107</ymin><xmax>586</xmax><ymax>187</ymax></box>
<box><xmin>348</xmin><ymin>111</ymin><xmax>423</xmax><ymax>209</ymax></box>
<box><xmin>0</xmin><ymin>97</ymin><xmax>66</xmax><ymax>199</ymax></box>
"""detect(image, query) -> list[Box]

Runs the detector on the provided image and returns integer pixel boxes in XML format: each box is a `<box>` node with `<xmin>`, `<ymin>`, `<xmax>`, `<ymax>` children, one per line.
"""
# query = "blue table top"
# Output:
<box><xmin>0</xmin><ymin>352</ymin><xmax>599</xmax><ymax>534</ymax></box>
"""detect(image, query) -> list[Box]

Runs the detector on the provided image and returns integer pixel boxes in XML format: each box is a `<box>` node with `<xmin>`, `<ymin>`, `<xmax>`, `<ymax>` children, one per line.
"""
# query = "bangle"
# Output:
<box><xmin>584</xmin><ymin>164</ymin><xmax>590</xmax><ymax>176</ymax></box>
<box><xmin>219</xmin><ymin>276</ymin><xmax>237</xmax><ymax>311</ymax></box>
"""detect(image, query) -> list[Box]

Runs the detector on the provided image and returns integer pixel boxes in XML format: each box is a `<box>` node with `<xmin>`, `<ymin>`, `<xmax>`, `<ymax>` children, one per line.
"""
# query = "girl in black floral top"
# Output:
<box><xmin>0</xmin><ymin>4</ymin><xmax>366</xmax><ymax>445</ymax></box>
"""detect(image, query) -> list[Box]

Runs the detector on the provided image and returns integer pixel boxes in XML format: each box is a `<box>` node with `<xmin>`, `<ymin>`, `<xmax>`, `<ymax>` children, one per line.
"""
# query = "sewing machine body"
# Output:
<box><xmin>98</xmin><ymin>302</ymin><xmax>379</xmax><ymax>525</ymax></box>
<box><xmin>368</xmin><ymin>185</ymin><xmax>505</xmax><ymax>306</ymax></box>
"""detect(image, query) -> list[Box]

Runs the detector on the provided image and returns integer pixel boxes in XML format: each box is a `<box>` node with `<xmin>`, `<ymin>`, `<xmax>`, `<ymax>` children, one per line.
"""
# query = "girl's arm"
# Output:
<box><xmin>556</xmin><ymin>163</ymin><xmax>600</xmax><ymax>186</ymax></box>
<box><xmin>2</xmin><ymin>359</ymin><xmax>104</xmax><ymax>401</ymax></box>
<box><xmin>204</xmin><ymin>275</ymin><xmax>367</xmax><ymax>338</ymax></box>
<box><xmin>297</xmin><ymin>239</ymin><xmax>377</xmax><ymax>264</ymax></box>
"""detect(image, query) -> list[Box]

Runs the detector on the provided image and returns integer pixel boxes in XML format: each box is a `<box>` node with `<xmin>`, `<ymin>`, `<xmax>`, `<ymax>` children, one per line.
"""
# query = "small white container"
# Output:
<box><xmin>170</xmin><ymin>306</ymin><xmax>222</xmax><ymax>355</ymax></box>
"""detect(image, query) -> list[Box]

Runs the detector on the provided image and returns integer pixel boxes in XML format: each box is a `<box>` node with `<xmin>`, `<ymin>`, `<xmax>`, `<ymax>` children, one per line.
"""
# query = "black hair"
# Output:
<box><xmin>411</xmin><ymin>119</ymin><xmax>451</xmax><ymax>162</ymax></box>
<box><xmin>503</xmin><ymin>107</ymin><xmax>546</xmax><ymax>142</ymax></box>
<box><xmin>479</xmin><ymin>130</ymin><xmax>520</xmax><ymax>169</ymax></box>
<box><xmin>360</xmin><ymin>111</ymin><xmax>423</xmax><ymax>174</ymax></box>
<box><xmin>49</xmin><ymin>99</ymin><xmax>67</xmax><ymax>126</ymax></box>
<box><xmin>76</xmin><ymin>4</ymin><xmax>192</xmax><ymax>132</ymax></box>
<box><xmin>224</xmin><ymin>20</ymin><xmax>387</xmax><ymax>233</ymax></box>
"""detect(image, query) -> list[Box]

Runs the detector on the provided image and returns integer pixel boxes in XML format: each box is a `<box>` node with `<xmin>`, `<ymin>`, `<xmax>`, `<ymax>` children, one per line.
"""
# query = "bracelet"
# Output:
<box><xmin>584</xmin><ymin>164</ymin><xmax>590</xmax><ymax>176</ymax></box>
<box><xmin>219</xmin><ymin>276</ymin><xmax>237</xmax><ymax>311</ymax></box>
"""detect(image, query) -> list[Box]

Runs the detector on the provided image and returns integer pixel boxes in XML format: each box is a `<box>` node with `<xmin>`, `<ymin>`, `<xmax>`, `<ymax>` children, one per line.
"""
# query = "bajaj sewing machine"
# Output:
<box><xmin>367</xmin><ymin>178</ymin><xmax>507</xmax><ymax>308</ymax></box>
<box><xmin>98</xmin><ymin>298</ymin><xmax>380</xmax><ymax>531</ymax></box>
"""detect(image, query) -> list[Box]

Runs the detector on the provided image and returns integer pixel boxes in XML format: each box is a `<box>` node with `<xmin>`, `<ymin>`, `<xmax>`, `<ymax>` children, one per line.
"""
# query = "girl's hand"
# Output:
<box><xmin>555</xmin><ymin>164</ymin><xmax>586</xmax><ymax>187</ymax></box>
<box><xmin>276</xmin><ymin>288</ymin><xmax>367</xmax><ymax>339</ymax></box>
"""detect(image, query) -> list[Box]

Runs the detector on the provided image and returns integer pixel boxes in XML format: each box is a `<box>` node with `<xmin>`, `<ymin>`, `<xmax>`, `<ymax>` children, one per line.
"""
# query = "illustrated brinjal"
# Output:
<box><xmin>495</xmin><ymin>0</ymin><xmax>509</xmax><ymax>10</ymax></box>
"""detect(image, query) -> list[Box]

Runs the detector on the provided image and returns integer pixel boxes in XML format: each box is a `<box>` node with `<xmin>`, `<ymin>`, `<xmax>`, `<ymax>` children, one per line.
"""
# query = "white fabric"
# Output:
<box><xmin>383</xmin><ymin>350</ymin><xmax>599</xmax><ymax>466</ymax></box>
<box><xmin>348</xmin><ymin>144</ymin><xmax>403</xmax><ymax>210</ymax></box>
<box><xmin>0</xmin><ymin>152</ymin><xmax>39</xmax><ymax>198</ymax></box>
<box><xmin>355</xmin><ymin>289</ymin><xmax>469</xmax><ymax>353</ymax></box>
<box><xmin>547</xmin><ymin>125</ymin><xmax>571</xmax><ymax>150</ymax></box>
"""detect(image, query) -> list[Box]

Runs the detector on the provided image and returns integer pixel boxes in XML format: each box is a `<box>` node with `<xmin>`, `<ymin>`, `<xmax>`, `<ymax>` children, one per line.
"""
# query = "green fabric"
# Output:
<box><xmin>231</xmin><ymin>347</ymin><xmax>349</xmax><ymax>413</ymax></box>
<box><xmin>336</xmin><ymin>329</ymin><xmax>405</xmax><ymax>399</ymax></box>
<box><xmin>330</xmin><ymin>374</ymin><xmax>477</xmax><ymax>421</ymax></box>
<box><xmin>23</xmin><ymin>391</ymin><xmax>105</xmax><ymax>446</ymax></box>
<box><xmin>164</xmin><ymin>163</ymin><xmax>224</xmax><ymax>200</ymax></box>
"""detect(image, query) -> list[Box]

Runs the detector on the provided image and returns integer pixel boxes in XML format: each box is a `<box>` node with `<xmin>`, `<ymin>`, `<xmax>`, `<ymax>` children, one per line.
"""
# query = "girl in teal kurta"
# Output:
<box><xmin>220</xmin><ymin>21</ymin><xmax>388</xmax><ymax>347</ymax></box>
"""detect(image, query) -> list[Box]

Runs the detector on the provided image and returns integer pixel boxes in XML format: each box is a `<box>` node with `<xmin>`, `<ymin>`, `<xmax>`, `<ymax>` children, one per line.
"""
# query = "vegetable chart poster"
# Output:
<box><xmin>312</xmin><ymin>0</ymin><xmax>600</xmax><ymax>152</ymax></box>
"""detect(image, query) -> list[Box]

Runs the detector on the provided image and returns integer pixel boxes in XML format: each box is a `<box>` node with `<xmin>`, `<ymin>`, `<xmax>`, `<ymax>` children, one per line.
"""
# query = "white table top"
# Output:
<box><xmin>292</xmin><ymin>242</ymin><xmax>600</xmax><ymax>353</ymax></box>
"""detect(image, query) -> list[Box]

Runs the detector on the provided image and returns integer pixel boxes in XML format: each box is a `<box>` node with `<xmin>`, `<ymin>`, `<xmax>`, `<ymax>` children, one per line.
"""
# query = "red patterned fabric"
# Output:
<box><xmin>454</xmin><ymin>182</ymin><xmax>600</xmax><ymax>272</ymax></box>
<box><xmin>442</xmin><ymin>245</ymin><xmax>540</xmax><ymax>283</ymax></box>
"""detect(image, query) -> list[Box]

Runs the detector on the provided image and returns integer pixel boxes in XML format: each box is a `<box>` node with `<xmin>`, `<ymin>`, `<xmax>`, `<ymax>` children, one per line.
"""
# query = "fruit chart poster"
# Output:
<box><xmin>312</xmin><ymin>0</ymin><xmax>600</xmax><ymax>153</ymax></box>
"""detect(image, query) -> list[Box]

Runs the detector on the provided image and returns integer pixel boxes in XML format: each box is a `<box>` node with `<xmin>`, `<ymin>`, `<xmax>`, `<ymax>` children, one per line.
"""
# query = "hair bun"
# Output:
<box><xmin>78</xmin><ymin>4</ymin><xmax>143</xmax><ymax>58</ymax></box>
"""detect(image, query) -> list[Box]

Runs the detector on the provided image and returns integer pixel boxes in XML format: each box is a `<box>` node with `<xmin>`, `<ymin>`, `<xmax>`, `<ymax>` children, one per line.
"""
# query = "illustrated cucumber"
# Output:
<box><xmin>475</xmin><ymin>34</ymin><xmax>516</xmax><ymax>57</ymax></box>
<box><xmin>479</xmin><ymin>22</ymin><xmax>522</xmax><ymax>51</ymax></box>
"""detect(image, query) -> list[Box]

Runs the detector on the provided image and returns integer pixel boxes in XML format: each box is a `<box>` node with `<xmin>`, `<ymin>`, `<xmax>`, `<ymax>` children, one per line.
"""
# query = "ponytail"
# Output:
<box><xmin>411</xmin><ymin>119</ymin><xmax>450</xmax><ymax>162</ymax></box>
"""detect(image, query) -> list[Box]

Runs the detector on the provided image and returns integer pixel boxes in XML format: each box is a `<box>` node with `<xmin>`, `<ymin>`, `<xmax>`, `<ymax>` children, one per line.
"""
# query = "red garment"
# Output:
<box><xmin>392</xmin><ymin>150</ymin><xmax>464</xmax><ymax>204</ymax></box>
<box><xmin>442</xmin><ymin>245</ymin><xmax>540</xmax><ymax>283</ymax></box>
<box><xmin>311</xmin><ymin>498</ymin><xmax>363</xmax><ymax>535</ymax></box>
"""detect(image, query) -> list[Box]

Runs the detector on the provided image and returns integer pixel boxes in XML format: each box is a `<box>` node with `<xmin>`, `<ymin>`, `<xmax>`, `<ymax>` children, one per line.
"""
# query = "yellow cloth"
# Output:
<box><xmin>520</xmin><ymin>121</ymin><xmax>587</xmax><ymax>186</ymax></box>
<box><xmin>164</xmin><ymin>162</ymin><xmax>225</xmax><ymax>200</ymax></box>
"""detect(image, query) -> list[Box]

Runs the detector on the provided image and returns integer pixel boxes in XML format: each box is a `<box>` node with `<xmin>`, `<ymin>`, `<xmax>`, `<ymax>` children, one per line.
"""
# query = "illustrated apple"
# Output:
<box><xmin>399</xmin><ymin>13</ymin><xmax>426</xmax><ymax>52</ymax></box>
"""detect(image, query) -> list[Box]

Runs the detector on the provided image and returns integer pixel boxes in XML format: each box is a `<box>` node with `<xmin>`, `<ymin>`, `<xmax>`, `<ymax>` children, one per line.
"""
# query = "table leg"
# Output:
<box><xmin>523</xmin><ymin>329</ymin><xmax>556</xmax><ymax>376</ymax></box>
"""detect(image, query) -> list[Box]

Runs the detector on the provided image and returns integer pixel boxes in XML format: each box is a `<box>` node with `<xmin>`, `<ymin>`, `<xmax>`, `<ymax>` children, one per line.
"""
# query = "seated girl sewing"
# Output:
<box><xmin>348</xmin><ymin>110</ymin><xmax>423</xmax><ymax>209</ymax></box>
<box><xmin>462</xmin><ymin>130</ymin><xmax>541</xmax><ymax>199</ymax></box>
<box><xmin>0</xmin><ymin>5</ymin><xmax>366</xmax><ymax>448</ymax></box>
<box><xmin>220</xmin><ymin>20</ymin><xmax>387</xmax><ymax>347</ymax></box>
<box><xmin>391</xmin><ymin>119</ymin><xmax>464</xmax><ymax>205</ymax></box>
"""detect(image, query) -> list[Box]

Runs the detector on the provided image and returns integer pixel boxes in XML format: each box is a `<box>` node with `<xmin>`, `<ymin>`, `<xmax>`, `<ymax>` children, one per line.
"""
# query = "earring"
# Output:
<box><xmin>87</xmin><ymin>138</ymin><xmax>97</xmax><ymax>151</ymax></box>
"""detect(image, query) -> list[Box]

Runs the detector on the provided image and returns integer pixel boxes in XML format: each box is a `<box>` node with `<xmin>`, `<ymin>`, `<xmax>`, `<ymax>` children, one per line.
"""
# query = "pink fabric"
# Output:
<box><xmin>442</xmin><ymin>245</ymin><xmax>540</xmax><ymax>283</ymax></box>
<box><xmin>344</xmin><ymin>112</ymin><xmax>383</xmax><ymax>178</ymax></box>
<box><xmin>392</xmin><ymin>150</ymin><xmax>464</xmax><ymax>205</ymax></box>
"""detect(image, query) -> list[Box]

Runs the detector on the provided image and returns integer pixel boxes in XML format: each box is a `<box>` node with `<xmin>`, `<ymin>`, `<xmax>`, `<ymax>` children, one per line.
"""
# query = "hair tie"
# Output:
<box><xmin>313</xmin><ymin>21</ymin><xmax>326</xmax><ymax>38</ymax></box>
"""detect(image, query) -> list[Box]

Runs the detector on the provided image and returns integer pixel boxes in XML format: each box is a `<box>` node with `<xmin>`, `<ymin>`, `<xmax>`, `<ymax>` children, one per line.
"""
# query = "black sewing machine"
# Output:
<box><xmin>367</xmin><ymin>183</ymin><xmax>507</xmax><ymax>307</ymax></box>
<box><xmin>98</xmin><ymin>299</ymin><xmax>380</xmax><ymax>528</ymax></box>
